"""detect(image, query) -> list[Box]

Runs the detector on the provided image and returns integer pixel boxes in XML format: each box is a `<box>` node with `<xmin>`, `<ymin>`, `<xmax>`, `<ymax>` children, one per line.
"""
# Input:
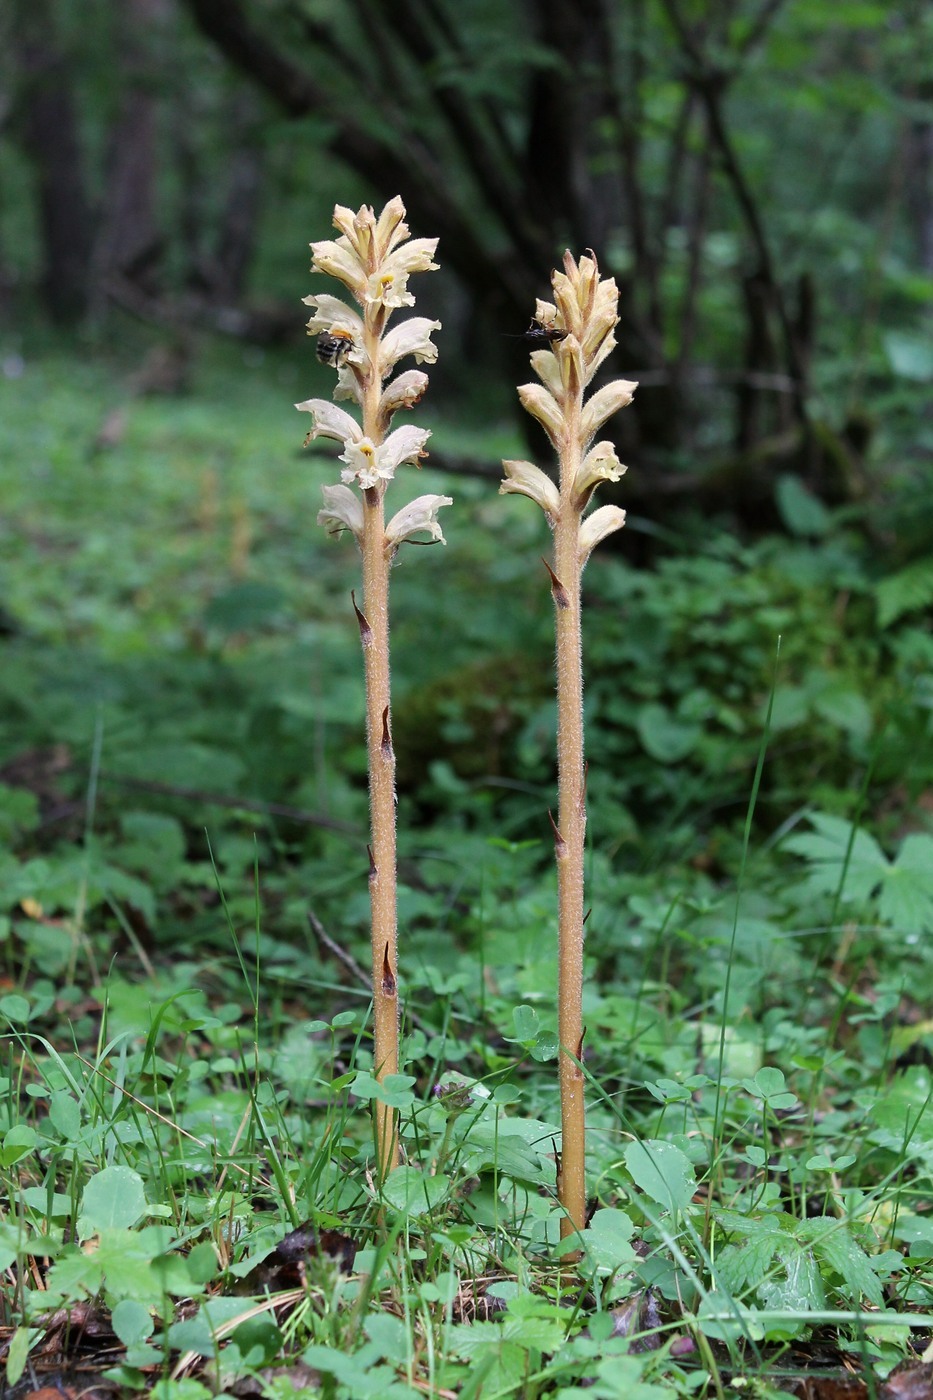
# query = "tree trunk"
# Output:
<box><xmin>13</xmin><ymin>0</ymin><xmax>94</xmax><ymax>322</ymax></box>
<box><xmin>91</xmin><ymin>0</ymin><xmax>170</xmax><ymax>308</ymax></box>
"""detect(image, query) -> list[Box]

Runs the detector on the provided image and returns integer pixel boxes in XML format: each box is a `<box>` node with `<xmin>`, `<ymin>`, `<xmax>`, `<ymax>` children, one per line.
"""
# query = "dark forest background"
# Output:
<box><xmin>4</xmin><ymin>0</ymin><xmax>931</xmax><ymax>517</ymax></box>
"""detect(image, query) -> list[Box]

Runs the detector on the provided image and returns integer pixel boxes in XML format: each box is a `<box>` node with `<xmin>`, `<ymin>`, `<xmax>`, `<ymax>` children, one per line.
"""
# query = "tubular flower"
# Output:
<box><xmin>317</xmin><ymin>483</ymin><xmax>364</xmax><ymax>542</ymax></box>
<box><xmin>302</xmin><ymin>294</ymin><xmax>365</xmax><ymax>340</ymax></box>
<box><xmin>381</xmin><ymin>318</ymin><xmax>442</xmax><ymax>373</ymax></box>
<box><xmin>500</xmin><ymin>460</ymin><xmax>562</xmax><ymax>522</ymax></box>
<box><xmin>295</xmin><ymin>399</ymin><xmax>361</xmax><ymax>447</ymax></box>
<box><xmin>377</xmin><ymin>370</ymin><xmax>429</xmax><ymax>434</ymax></box>
<box><xmin>339</xmin><ymin>425</ymin><xmax>431</xmax><ymax>490</ymax></box>
<box><xmin>578</xmin><ymin>504</ymin><xmax>627</xmax><ymax>563</ymax></box>
<box><xmin>517</xmin><ymin>383</ymin><xmax>565</xmax><ymax>448</ymax></box>
<box><xmin>385</xmin><ymin>494</ymin><xmax>453</xmax><ymax>551</ymax></box>
<box><xmin>574</xmin><ymin>441</ymin><xmax>627</xmax><ymax>510</ymax></box>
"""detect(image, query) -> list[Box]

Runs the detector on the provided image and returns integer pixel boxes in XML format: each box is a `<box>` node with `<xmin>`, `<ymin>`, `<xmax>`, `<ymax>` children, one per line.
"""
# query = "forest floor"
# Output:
<box><xmin>1</xmin><ymin>339</ymin><xmax>932</xmax><ymax>1398</ymax></box>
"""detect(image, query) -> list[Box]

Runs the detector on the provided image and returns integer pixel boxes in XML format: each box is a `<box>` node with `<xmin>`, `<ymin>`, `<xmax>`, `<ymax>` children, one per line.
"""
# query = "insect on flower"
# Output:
<box><xmin>521</xmin><ymin>319</ymin><xmax>568</xmax><ymax>347</ymax></box>
<box><xmin>316</xmin><ymin>330</ymin><xmax>355</xmax><ymax>368</ymax></box>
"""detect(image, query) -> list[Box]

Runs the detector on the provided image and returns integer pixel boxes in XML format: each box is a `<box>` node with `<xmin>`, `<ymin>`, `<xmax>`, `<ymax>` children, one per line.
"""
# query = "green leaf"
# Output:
<box><xmin>876</xmin><ymin>557</ymin><xmax>933</xmax><ymax>628</ymax></box>
<box><xmin>696</xmin><ymin>1292</ymin><xmax>763</xmax><ymax>1344</ymax></box>
<box><xmin>812</xmin><ymin>685</ymin><xmax>872</xmax><ymax>741</ymax></box>
<box><xmin>775</xmin><ymin>475</ymin><xmax>831</xmax><ymax>538</ymax></box>
<box><xmin>349</xmin><ymin>1070</ymin><xmax>416</xmax><ymax>1109</ymax></box>
<box><xmin>507</xmin><ymin>1004</ymin><xmax>540</xmax><ymax>1044</ymax></box>
<box><xmin>716</xmin><ymin>1231</ymin><xmax>782</xmax><ymax>1295</ymax></box>
<box><xmin>150</xmin><ymin>1381</ymin><xmax>213</xmax><ymax>1400</ymax></box>
<box><xmin>48</xmin><ymin>1092</ymin><xmax>81</xmax><ymax>1141</ymax></box>
<box><xmin>111</xmin><ymin>1299</ymin><xmax>155</xmax><ymax>1346</ymax></box>
<box><xmin>94</xmin><ymin>1229</ymin><xmax>164</xmax><ymax>1303</ymax></box>
<box><xmin>381</xmin><ymin>1166</ymin><xmax>451</xmax><ymax>1217</ymax></box>
<box><xmin>0</xmin><ymin>994</ymin><xmax>31</xmax><ymax>1024</ymax></box>
<box><xmin>870</xmin><ymin>1066</ymin><xmax>933</xmax><ymax>1144</ymax></box>
<box><xmin>81</xmin><ymin>1166</ymin><xmax>147</xmax><ymax>1231</ymax></box>
<box><xmin>45</xmin><ymin>1248</ymin><xmax>106</xmax><ymax>1301</ymax></box>
<box><xmin>5</xmin><ymin>1326</ymin><xmax>41</xmax><ymax>1388</ymax></box>
<box><xmin>364</xmin><ymin>1311</ymin><xmax>409</xmax><ymax>1357</ymax></box>
<box><xmin>879</xmin><ymin>834</ymin><xmax>933</xmax><ymax>935</ymax></box>
<box><xmin>799</xmin><ymin>1217</ymin><xmax>884</xmax><ymax>1308</ymax></box>
<box><xmin>581</xmin><ymin>1208</ymin><xmax>637</xmax><ymax>1273</ymax></box>
<box><xmin>883</xmin><ymin>330</ymin><xmax>933</xmax><ymax>381</ymax></box>
<box><xmin>531</xmin><ymin>1029</ymin><xmax>559</xmax><ymax>1062</ymax></box>
<box><xmin>1</xmin><ymin>1125</ymin><xmax>37</xmax><ymax>1167</ymax></box>
<box><xmin>759</xmin><ymin>1240</ymin><xmax>826</xmax><ymax>1312</ymax></box>
<box><xmin>784</xmin><ymin>812</ymin><xmax>889</xmax><ymax>903</ymax></box>
<box><xmin>186</xmin><ymin>1242</ymin><xmax>218</xmax><ymax>1285</ymax></box>
<box><xmin>624</xmin><ymin>1140</ymin><xmax>696</xmax><ymax>1213</ymax></box>
<box><xmin>232</xmin><ymin>1315</ymin><xmax>282</xmax><ymax>1366</ymax></box>
<box><xmin>742</xmin><ymin>1067</ymin><xmax>798</xmax><ymax>1111</ymax></box>
<box><xmin>635</xmin><ymin>703</ymin><xmax>701</xmax><ymax>763</ymax></box>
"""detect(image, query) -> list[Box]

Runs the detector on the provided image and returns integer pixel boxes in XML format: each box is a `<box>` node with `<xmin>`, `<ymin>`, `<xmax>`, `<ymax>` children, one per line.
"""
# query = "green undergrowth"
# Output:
<box><xmin>1</xmin><ymin>343</ymin><xmax>932</xmax><ymax>1396</ymax></box>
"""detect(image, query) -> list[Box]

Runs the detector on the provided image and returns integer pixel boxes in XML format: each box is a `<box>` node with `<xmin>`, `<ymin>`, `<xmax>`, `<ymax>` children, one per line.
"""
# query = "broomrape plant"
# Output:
<box><xmin>501</xmin><ymin>252</ymin><xmax>637</xmax><ymax>1242</ymax></box>
<box><xmin>296</xmin><ymin>197</ymin><xmax>450</xmax><ymax>1180</ymax></box>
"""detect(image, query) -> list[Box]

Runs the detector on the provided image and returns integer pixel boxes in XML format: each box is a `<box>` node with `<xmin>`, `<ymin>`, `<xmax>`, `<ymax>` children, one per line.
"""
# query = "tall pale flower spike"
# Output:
<box><xmin>296</xmin><ymin>198</ymin><xmax>450</xmax><ymax>1182</ymax></box>
<box><xmin>500</xmin><ymin>250</ymin><xmax>637</xmax><ymax>1248</ymax></box>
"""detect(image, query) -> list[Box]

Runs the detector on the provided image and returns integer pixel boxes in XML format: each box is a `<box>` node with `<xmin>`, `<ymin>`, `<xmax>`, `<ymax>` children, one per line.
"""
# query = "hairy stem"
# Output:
<box><xmin>554</xmin><ymin>413</ymin><xmax>587</xmax><ymax>1241</ymax></box>
<box><xmin>360</xmin><ymin>339</ymin><xmax>399</xmax><ymax>1180</ymax></box>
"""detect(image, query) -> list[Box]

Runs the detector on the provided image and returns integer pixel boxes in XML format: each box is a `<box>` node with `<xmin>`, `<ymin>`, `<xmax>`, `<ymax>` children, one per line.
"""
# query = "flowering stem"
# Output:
<box><xmin>360</xmin><ymin>334</ymin><xmax>399</xmax><ymax>1182</ymax></box>
<box><xmin>359</xmin><ymin>490</ymin><xmax>399</xmax><ymax>1179</ymax></box>
<box><xmin>500</xmin><ymin>249</ymin><xmax>635</xmax><ymax>1255</ymax></box>
<box><xmin>554</xmin><ymin>425</ymin><xmax>587</xmax><ymax>1243</ymax></box>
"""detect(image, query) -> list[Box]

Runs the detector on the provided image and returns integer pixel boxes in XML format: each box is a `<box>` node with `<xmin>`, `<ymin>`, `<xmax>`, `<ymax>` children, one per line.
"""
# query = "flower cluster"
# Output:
<box><xmin>500</xmin><ymin>251</ymin><xmax>636</xmax><ymax>560</ymax></box>
<box><xmin>295</xmin><ymin>198</ymin><xmax>451</xmax><ymax>551</ymax></box>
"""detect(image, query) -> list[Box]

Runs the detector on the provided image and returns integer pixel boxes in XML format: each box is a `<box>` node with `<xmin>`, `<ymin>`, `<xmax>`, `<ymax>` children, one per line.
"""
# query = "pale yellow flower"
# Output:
<box><xmin>579</xmin><ymin>504</ymin><xmax>627</xmax><ymax>563</ymax></box>
<box><xmin>302</xmin><ymin>294</ymin><xmax>364</xmax><ymax>338</ymax></box>
<box><xmin>295</xmin><ymin>399</ymin><xmax>361</xmax><ymax>446</ymax></box>
<box><xmin>517</xmin><ymin>383</ymin><xmax>564</xmax><ymax>447</ymax></box>
<box><xmin>579</xmin><ymin>380</ymin><xmax>638</xmax><ymax>446</ymax></box>
<box><xmin>318</xmin><ymin>483</ymin><xmax>364</xmax><ymax>542</ymax></box>
<box><xmin>574</xmin><ymin>441</ymin><xmax>627</xmax><ymax>508</ymax></box>
<box><xmin>385</xmin><ymin>493</ymin><xmax>453</xmax><ymax>550</ymax></box>
<box><xmin>500</xmin><ymin>460</ymin><xmax>561</xmax><ymax>522</ymax></box>
<box><xmin>381</xmin><ymin>317</ymin><xmax>442</xmax><ymax>372</ymax></box>
<box><xmin>339</xmin><ymin>425</ymin><xmax>431</xmax><ymax>489</ymax></box>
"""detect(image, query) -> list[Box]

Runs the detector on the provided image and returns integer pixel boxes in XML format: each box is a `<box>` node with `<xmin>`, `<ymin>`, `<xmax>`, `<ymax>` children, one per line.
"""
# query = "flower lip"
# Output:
<box><xmin>338</xmin><ymin>423</ymin><xmax>431</xmax><ymax>490</ymax></box>
<box><xmin>295</xmin><ymin>399</ymin><xmax>362</xmax><ymax>446</ymax></box>
<box><xmin>574</xmin><ymin>440</ymin><xmax>627</xmax><ymax>504</ymax></box>
<box><xmin>380</xmin><ymin>317</ymin><xmax>442</xmax><ymax>372</ymax></box>
<box><xmin>302</xmin><ymin>294</ymin><xmax>364</xmax><ymax>338</ymax></box>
